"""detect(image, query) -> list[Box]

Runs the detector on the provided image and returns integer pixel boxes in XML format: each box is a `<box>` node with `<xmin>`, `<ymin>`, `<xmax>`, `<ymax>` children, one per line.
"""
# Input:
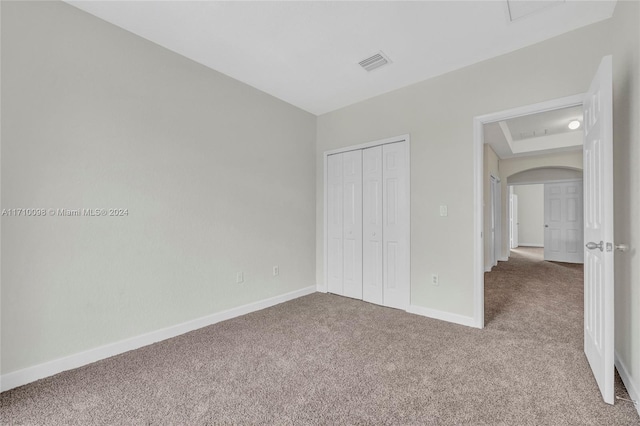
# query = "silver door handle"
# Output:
<box><xmin>615</xmin><ymin>244</ymin><xmax>629</xmax><ymax>252</ymax></box>
<box><xmin>586</xmin><ymin>241</ymin><xmax>604</xmax><ymax>251</ymax></box>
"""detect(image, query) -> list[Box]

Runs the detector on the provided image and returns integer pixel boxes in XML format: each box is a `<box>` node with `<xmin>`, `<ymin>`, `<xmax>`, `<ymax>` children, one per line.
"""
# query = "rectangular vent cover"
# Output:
<box><xmin>359</xmin><ymin>52</ymin><xmax>391</xmax><ymax>72</ymax></box>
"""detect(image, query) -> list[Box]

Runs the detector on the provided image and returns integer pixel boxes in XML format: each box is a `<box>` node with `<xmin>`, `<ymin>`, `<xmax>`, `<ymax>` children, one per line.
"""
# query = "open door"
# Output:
<box><xmin>510</xmin><ymin>192</ymin><xmax>518</xmax><ymax>249</ymax></box>
<box><xmin>583</xmin><ymin>55</ymin><xmax>614</xmax><ymax>405</ymax></box>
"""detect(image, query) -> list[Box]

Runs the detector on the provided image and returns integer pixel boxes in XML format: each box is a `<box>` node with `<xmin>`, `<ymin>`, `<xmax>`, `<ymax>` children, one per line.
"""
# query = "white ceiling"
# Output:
<box><xmin>66</xmin><ymin>1</ymin><xmax>617</xmax><ymax>115</ymax></box>
<box><xmin>506</xmin><ymin>105</ymin><xmax>583</xmax><ymax>141</ymax></box>
<box><xmin>484</xmin><ymin>105</ymin><xmax>584</xmax><ymax>159</ymax></box>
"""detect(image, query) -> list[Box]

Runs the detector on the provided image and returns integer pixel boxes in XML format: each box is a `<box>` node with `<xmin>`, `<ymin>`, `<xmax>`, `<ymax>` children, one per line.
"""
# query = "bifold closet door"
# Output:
<box><xmin>327</xmin><ymin>154</ymin><xmax>344</xmax><ymax>295</ymax></box>
<box><xmin>341</xmin><ymin>150</ymin><xmax>363</xmax><ymax>299</ymax></box>
<box><xmin>363</xmin><ymin>146</ymin><xmax>383</xmax><ymax>305</ymax></box>
<box><xmin>327</xmin><ymin>151</ymin><xmax>363</xmax><ymax>299</ymax></box>
<box><xmin>382</xmin><ymin>142</ymin><xmax>409</xmax><ymax>310</ymax></box>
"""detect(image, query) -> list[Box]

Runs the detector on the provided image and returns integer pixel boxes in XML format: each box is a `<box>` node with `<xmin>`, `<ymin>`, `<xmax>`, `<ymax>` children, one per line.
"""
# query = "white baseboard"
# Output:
<box><xmin>0</xmin><ymin>285</ymin><xmax>316</xmax><ymax>392</ymax></box>
<box><xmin>407</xmin><ymin>305</ymin><xmax>477</xmax><ymax>328</ymax></box>
<box><xmin>498</xmin><ymin>257</ymin><xmax>509</xmax><ymax>262</ymax></box>
<box><xmin>615</xmin><ymin>351</ymin><xmax>640</xmax><ymax>417</ymax></box>
<box><xmin>517</xmin><ymin>243</ymin><xmax>544</xmax><ymax>248</ymax></box>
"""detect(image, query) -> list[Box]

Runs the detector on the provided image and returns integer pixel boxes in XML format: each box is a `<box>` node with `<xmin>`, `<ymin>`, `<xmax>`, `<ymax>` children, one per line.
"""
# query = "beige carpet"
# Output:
<box><xmin>2</xmin><ymin>248</ymin><xmax>638</xmax><ymax>425</ymax></box>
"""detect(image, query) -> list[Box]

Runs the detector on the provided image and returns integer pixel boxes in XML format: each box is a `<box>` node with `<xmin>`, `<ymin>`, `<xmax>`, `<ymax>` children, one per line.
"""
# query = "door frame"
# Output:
<box><xmin>321</xmin><ymin>134</ymin><xmax>411</xmax><ymax>309</ymax></box>
<box><xmin>472</xmin><ymin>94</ymin><xmax>584</xmax><ymax>329</ymax></box>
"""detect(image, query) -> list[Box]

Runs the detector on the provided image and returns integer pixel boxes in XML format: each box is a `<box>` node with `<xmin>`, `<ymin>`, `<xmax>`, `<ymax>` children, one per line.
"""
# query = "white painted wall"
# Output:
<box><xmin>1</xmin><ymin>1</ymin><xmax>316</xmax><ymax>375</ymax></box>
<box><xmin>611</xmin><ymin>0</ymin><xmax>640</xmax><ymax>414</ymax></box>
<box><xmin>512</xmin><ymin>185</ymin><xmax>544</xmax><ymax>247</ymax></box>
<box><xmin>316</xmin><ymin>18</ymin><xmax>612</xmax><ymax>319</ymax></box>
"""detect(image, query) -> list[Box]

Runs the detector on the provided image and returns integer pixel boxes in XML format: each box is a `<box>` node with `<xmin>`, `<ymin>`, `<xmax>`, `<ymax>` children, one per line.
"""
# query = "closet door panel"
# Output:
<box><xmin>342</xmin><ymin>150</ymin><xmax>363</xmax><ymax>300</ymax></box>
<box><xmin>327</xmin><ymin>153</ymin><xmax>344</xmax><ymax>295</ymax></box>
<box><xmin>382</xmin><ymin>142</ymin><xmax>409</xmax><ymax>310</ymax></box>
<box><xmin>362</xmin><ymin>146</ymin><xmax>383</xmax><ymax>305</ymax></box>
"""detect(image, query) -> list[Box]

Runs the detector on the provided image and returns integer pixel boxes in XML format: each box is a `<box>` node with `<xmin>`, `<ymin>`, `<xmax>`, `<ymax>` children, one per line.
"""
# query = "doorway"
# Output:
<box><xmin>508</xmin><ymin>179</ymin><xmax>584</xmax><ymax>264</ymax></box>
<box><xmin>474</xmin><ymin>54</ymin><xmax>615</xmax><ymax>406</ymax></box>
<box><xmin>475</xmin><ymin>93</ymin><xmax>585</xmax><ymax>327</ymax></box>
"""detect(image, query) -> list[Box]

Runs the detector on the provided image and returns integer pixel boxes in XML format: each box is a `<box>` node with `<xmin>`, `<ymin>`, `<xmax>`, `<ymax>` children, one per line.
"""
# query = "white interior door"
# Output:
<box><xmin>382</xmin><ymin>142</ymin><xmax>410</xmax><ymax>310</ymax></box>
<box><xmin>583</xmin><ymin>55</ymin><xmax>614</xmax><ymax>405</ymax></box>
<box><xmin>492</xmin><ymin>177</ymin><xmax>502</xmax><ymax>264</ymax></box>
<box><xmin>489</xmin><ymin>177</ymin><xmax>497</xmax><ymax>267</ymax></box>
<box><xmin>327</xmin><ymin>154</ymin><xmax>343</xmax><ymax>295</ymax></box>
<box><xmin>510</xmin><ymin>193</ymin><xmax>519</xmax><ymax>249</ymax></box>
<box><xmin>544</xmin><ymin>181</ymin><xmax>584</xmax><ymax>263</ymax></box>
<box><xmin>362</xmin><ymin>146</ymin><xmax>383</xmax><ymax>305</ymax></box>
<box><xmin>342</xmin><ymin>150</ymin><xmax>363</xmax><ymax>300</ymax></box>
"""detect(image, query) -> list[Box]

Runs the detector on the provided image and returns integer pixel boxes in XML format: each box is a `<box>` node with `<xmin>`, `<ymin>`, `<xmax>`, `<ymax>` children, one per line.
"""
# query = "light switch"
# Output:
<box><xmin>439</xmin><ymin>205</ymin><xmax>448</xmax><ymax>217</ymax></box>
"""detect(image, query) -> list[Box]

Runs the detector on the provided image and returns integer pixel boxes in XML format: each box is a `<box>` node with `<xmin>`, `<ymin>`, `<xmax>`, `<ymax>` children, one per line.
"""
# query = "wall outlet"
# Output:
<box><xmin>431</xmin><ymin>273</ymin><xmax>439</xmax><ymax>286</ymax></box>
<box><xmin>439</xmin><ymin>205</ymin><xmax>448</xmax><ymax>217</ymax></box>
<box><xmin>273</xmin><ymin>265</ymin><xmax>279</xmax><ymax>276</ymax></box>
<box><xmin>236</xmin><ymin>272</ymin><xmax>244</xmax><ymax>284</ymax></box>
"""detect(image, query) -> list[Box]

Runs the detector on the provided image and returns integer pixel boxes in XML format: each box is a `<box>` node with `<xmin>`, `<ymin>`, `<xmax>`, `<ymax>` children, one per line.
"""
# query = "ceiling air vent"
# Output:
<box><xmin>359</xmin><ymin>51</ymin><xmax>391</xmax><ymax>72</ymax></box>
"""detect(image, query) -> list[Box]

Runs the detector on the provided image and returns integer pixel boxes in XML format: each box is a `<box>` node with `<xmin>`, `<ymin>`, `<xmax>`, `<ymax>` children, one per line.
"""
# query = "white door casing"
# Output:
<box><xmin>544</xmin><ymin>181</ymin><xmax>584</xmax><ymax>264</ymax></box>
<box><xmin>363</xmin><ymin>146</ymin><xmax>383</xmax><ymax>305</ymax></box>
<box><xmin>382</xmin><ymin>142</ymin><xmax>410</xmax><ymax>310</ymax></box>
<box><xmin>327</xmin><ymin>154</ymin><xmax>344</xmax><ymax>296</ymax></box>
<box><xmin>583</xmin><ymin>55</ymin><xmax>614</xmax><ymax>405</ymax></box>
<box><xmin>342</xmin><ymin>150</ymin><xmax>363</xmax><ymax>300</ymax></box>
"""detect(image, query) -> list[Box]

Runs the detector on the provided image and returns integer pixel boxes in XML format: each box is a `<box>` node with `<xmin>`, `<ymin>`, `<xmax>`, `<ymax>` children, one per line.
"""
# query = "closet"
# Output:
<box><xmin>326</xmin><ymin>139</ymin><xmax>409</xmax><ymax>310</ymax></box>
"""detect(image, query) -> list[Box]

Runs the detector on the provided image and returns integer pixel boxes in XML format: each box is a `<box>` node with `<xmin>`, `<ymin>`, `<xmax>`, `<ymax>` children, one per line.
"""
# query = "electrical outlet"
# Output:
<box><xmin>439</xmin><ymin>205</ymin><xmax>448</xmax><ymax>217</ymax></box>
<box><xmin>273</xmin><ymin>266</ymin><xmax>279</xmax><ymax>276</ymax></box>
<box><xmin>236</xmin><ymin>272</ymin><xmax>244</xmax><ymax>284</ymax></box>
<box><xmin>431</xmin><ymin>274</ymin><xmax>439</xmax><ymax>286</ymax></box>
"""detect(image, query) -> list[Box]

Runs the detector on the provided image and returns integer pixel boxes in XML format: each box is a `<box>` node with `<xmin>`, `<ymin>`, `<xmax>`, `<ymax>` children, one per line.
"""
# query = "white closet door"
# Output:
<box><xmin>362</xmin><ymin>146</ymin><xmax>383</xmax><ymax>305</ymax></box>
<box><xmin>327</xmin><ymin>153</ymin><xmax>343</xmax><ymax>295</ymax></box>
<box><xmin>382</xmin><ymin>142</ymin><xmax>410</xmax><ymax>310</ymax></box>
<box><xmin>342</xmin><ymin>150</ymin><xmax>363</xmax><ymax>300</ymax></box>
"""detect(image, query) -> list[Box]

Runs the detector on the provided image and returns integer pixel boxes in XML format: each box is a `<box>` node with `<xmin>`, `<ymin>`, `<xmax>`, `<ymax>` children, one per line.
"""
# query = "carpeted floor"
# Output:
<box><xmin>2</xmin><ymin>248</ymin><xmax>639</xmax><ymax>425</ymax></box>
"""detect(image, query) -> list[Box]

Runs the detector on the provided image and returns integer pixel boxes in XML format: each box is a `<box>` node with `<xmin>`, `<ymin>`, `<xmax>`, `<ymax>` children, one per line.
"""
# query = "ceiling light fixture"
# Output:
<box><xmin>568</xmin><ymin>120</ymin><xmax>581</xmax><ymax>130</ymax></box>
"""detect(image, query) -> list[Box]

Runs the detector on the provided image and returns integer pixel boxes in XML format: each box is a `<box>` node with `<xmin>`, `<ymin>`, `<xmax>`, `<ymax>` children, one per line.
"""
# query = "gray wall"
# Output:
<box><xmin>1</xmin><ymin>1</ymin><xmax>316</xmax><ymax>374</ymax></box>
<box><xmin>512</xmin><ymin>185</ymin><xmax>544</xmax><ymax>247</ymax></box>
<box><xmin>611</xmin><ymin>0</ymin><xmax>640</xmax><ymax>405</ymax></box>
<box><xmin>316</xmin><ymin>19</ymin><xmax>612</xmax><ymax>318</ymax></box>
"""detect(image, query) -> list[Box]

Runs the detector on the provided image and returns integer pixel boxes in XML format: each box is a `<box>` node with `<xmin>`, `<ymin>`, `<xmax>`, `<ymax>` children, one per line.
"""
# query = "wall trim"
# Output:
<box><xmin>615</xmin><ymin>352</ymin><xmax>640</xmax><ymax>417</ymax></box>
<box><xmin>0</xmin><ymin>286</ymin><xmax>316</xmax><ymax>392</ymax></box>
<box><xmin>407</xmin><ymin>305</ymin><xmax>478</xmax><ymax>329</ymax></box>
<box><xmin>517</xmin><ymin>243</ymin><xmax>544</xmax><ymax>248</ymax></box>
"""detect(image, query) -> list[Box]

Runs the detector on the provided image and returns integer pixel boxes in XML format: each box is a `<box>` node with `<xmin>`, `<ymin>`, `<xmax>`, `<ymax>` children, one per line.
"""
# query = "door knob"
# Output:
<box><xmin>586</xmin><ymin>241</ymin><xmax>604</xmax><ymax>252</ymax></box>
